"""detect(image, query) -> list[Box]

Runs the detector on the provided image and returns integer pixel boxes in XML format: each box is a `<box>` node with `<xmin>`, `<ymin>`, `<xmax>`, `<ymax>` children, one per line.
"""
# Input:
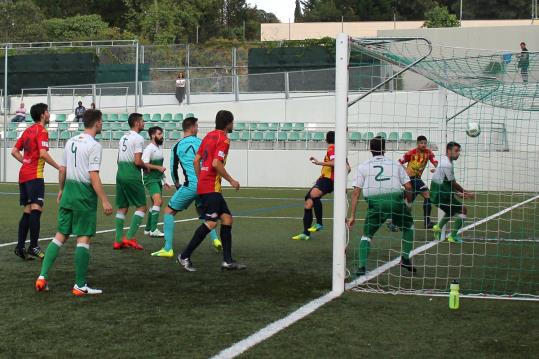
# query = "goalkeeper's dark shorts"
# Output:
<box><xmin>434</xmin><ymin>197</ymin><xmax>463</xmax><ymax>217</ymax></box>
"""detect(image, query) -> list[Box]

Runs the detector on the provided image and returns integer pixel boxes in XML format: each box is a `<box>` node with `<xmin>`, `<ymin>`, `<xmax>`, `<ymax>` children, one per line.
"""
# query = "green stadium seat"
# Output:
<box><xmin>119</xmin><ymin>114</ymin><xmax>129</xmax><ymax>122</ymax></box>
<box><xmin>401</xmin><ymin>132</ymin><xmax>413</xmax><ymax>142</ymax></box>
<box><xmin>292</xmin><ymin>123</ymin><xmax>304</xmax><ymax>131</ymax></box>
<box><xmin>168</xmin><ymin>131</ymin><xmax>181</xmax><ymax>140</ymax></box>
<box><xmin>121</xmin><ymin>123</ymin><xmax>130</xmax><ymax>131</ymax></box>
<box><xmin>388</xmin><ymin>132</ymin><xmax>399</xmax><ymax>141</ymax></box>
<box><xmin>78</xmin><ymin>123</ymin><xmax>84</xmax><ymax>131</ymax></box>
<box><xmin>58</xmin><ymin>123</ymin><xmax>69</xmax><ymax>131</ymax></box>
<box><xmin>377</xmin><ymin>132</ymin><xmax>387</xmax><ymax>139</ymax></box>
<box><xmin>109</xmin><ymin>114</ymin><xmax>119</xmax><ymax>122</ymax></box>
<box><xmin>102</xmin><ymin>122</ymin><xmax>111</xmax><ymax>131</ymax></box>
<box><xmin>56</xmin><ymin>114</ymin><xmax>67</xmax><ymax>122</ymax></box>
<box><xmin>240</xmin><ymin>131</ymin><xmax>250</xmax><ymax>141</ymax></box>
<box><xmin>95</xmin><ymin>133</ymin><xmax>102</xmax><ymax>141</ymax></box>
<box><xmin>234</xmin><ymin>122</ymin><xmax>246</xmax><ymax>131</ymax></box>
<box><xmin>264</xmin><ymin>131</ymin><xmax>275</xmax><ymax>141</ymax></box>
<box><xmin>141</xmin><ymin>131</ymin><xmax>150</xmax><ymax>140</ymax></box>
<box><xmin>162</xmin><ymin>113</ymin><xmax>173</xmax><ymax>122</ymax></box>
<box><xmin>8</xmin><ymin>123</ymin><xmax>18</xmax><ymax>130</ymax></box>
<box><xmin>6</xmin><ymin>131</ymin><xmax>17</xmax><ymax>140</ymax></box>
<box><xmin>100</xmin><ymin>131</ymin><xmax>111</xmax><ymax>141</ymax></box>
<box><xmin>25</xmin><ymin>115</ymin><xmax>32</xmax><ymax>122</ymax></box>
<box><xmin>185</xmin><ymin>112</ymin><xmax>194</xmax><ymax>118</ymax></box>
<box><xmin>251</xmin><ymin>132</ymin><xmax>263</xmax><ymax>141</ymax></box>
<box><xmin>164</xmin><ymin>122</ymin><xmax>177</xmax><ymax>131</ymax></box>
<box><xmin>110</xmin><ymin>123</ymin><xmax>121</xmax><ymax>131</ymax></box>
<box><xmin>59</xmin><ymin>131</ymin><xmax>71</xmax><ymax>140</ymax></box>
<box><xmin>143</xmin><ymin>114</ymin><xmax>151</xmax><ymax>122</ymax></box>
<box><xmin>248</xmin><ymin>123</ymin><xmax>257</xmax><ymax>131</ymax></box>
<box><xmin>364</xmin><ymin>132</ymin><xmax>374</xmax><ymax>141</ymax></box>
<box><xmin>312</xmin><ymin>132</ymin><xmax>325</xmax><ymax>141</ymax></box>
<box><xmin>277</xmin><ymin>132</ymin><xmax>287</xmax><ymax>141</ymax></box>
<box><xmin>288</xmin><ymin>132</ymin><xmax>300</xmax><ymax>141</ymax></box>
<box><xmin>48</xmin><ymin>131</ymin><xmax>58</xmax><ymax>140</ymax></box>
<box><xmin>112</xmin><ymin>131</ymin><xmax>124</xmax><ymax>140</ymax></box>
<box><xmin>280</xmin><ymin>123</ymin><xmax>293</xmax><ymax>131</ymax></box>
<box><xmin>174</xmin><ymin>113</ymin><xmax>183</xmax><ymax>122</ymax></box>
<box><xmin>300</xmin><ymin>131</ymin><xmax>311</xmax><ymax>141</ymax></box>
<box><xmin>101</xmin><ymin>113</ymin><xmax>108</xmax><ymax>122</ymax></box>
<box><xmin>229</xmin><ymin>132</ymin><xmax>240</xmax><ymax>141</ymax></box>
<box><xmin>350</xmin><ymin>132</ymin><xmax>362</xmax><ymax>141</ymax></box>
<box><xmin>151</xmin><ymin>114</ymin><xmax>161</xmax><ymax>122</ymax></box>
<box><xmin>257</xmin><ymin>123</ymin><xmax>269</xmax><ymax>131</ymax></box>
<box><xmin>268</xmin><ymin>123</ymin><xmax>279</xmax><ymax>131</ymax></box>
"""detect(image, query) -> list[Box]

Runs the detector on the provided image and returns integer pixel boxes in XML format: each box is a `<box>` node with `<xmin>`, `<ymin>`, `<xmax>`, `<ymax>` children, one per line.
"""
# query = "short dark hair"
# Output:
<box><xmin>326</xmin><ymin>131</ymin><xmax>335</xmax><ymax>144</ymax></box>
<box><xmin>521</xmin><ymin>42</ymin><xmax>526</xmax><ymax>46</ymax></box>
<box><xmin>148</xmin><ymin>126</ymin><xmax>163</xmax><ymax>137</ymax></box>
<box><xmin>446</xmin><ymin>141</ymin><xmax>461</xmax><ymax>151</ymax></box>
<box><xmin>30</xmin><ymin>103</ymin><xmax>48</xmax><ymax>122</ymax></box>
<box><xmin>417</xmin><ymin>135</ymin><xmax>427</xmax><ymax>142</ymax></box>
<box><xmin>215</xmin><ymin>110</ymin><xmax>234</xmax><ymax>130</ymax></box>
<box><xmin>182</xmin><ymin>117</ymin><xmax>198</xmax><ymax>131</ymax></box>
<box><xmin>128</xmin><ymin>113</ymin><xmax>143</xmax><ymax>128</ymax></box>
<box><xmin>370</xmin><ymin>136</ymin><xmax>386</xmax><ymax>156</ymax></box>
<box><xmin>83</xmin><ymin>109</ymin><xmax>102</xmax><ymax>129</ymax></box>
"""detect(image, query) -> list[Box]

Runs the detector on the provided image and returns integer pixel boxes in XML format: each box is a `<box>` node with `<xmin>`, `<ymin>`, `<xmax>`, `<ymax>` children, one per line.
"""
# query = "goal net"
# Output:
<box><xmin>337</xmin><ymin>36</ymin><xmax>539</xmax><ymax>300</ymax></box>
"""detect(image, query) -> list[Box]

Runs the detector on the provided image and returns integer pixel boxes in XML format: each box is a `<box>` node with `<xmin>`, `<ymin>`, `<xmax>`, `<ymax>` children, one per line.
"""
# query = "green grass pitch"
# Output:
<box><xmin>0</xmin><ymin>183</ymin><xmax>537</xmax><ymax>358</ymax></box>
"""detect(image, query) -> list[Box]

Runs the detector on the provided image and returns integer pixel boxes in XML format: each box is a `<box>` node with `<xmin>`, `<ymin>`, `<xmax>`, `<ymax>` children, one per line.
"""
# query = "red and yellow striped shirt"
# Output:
<box><xmin>14</xmin><ymin>124</ymin><xmax>49</xmax><ymax>183</ymax></box>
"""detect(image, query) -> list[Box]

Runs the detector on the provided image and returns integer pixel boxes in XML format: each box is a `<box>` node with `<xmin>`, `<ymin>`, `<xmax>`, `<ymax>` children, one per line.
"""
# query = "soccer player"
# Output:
<box><xmin>292</xmin><ymin>131</ymin><xmax>350</xmax><ymax>240</ymax></box>
<box><xmin>142</xmin><ymin>126</ymin><xmax>167</xmax><ymax>238</ymax></box>
<box><xmin>177</xmin><ymin>110</ymin><xmax>245</xmax><ymax>271</ymax></box>
<box><xmin>35</xmin><ymin>109</ymin><xmax>113</xmax><ymax>295</ymax></box>
<box><xmin>346</xmin><ymin>136</ymin><xmax>416</xmax><ymax>276</ymax></box>
<box><xmin>388</xmin><ymin>135</ymin><xmax>438</xmax><ymax>230</ymax></box>
<box><xmin>113</xmin><ymin>113</ymin><xmax>147</xmax><ymax>250</ymax></box>
<box><xmin>151</xmin><ymin>117</ymin><xmax>220</xmax><ymax>258</ymax></box>
<box><xmin>431</xmin><ymin>142</ymin><xmax>474</xmax><ymax>243</ymax></box>
<box><xmin>11</xmin><ymin>103</ymin><xmax>61</xmax><ymax>260</ymax></box>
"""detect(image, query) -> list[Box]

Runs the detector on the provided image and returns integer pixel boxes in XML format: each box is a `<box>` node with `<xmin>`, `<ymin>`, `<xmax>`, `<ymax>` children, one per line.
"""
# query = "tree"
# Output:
<box><xmin>424</xmin><ymin>5</ymin><xmax>460</xmax><ymax>28</ymax></box>
<box><xmin>0</xmin><ymin>0</ymin><xmax>46</xmax><ymax>43</ymax></box>
<box><xmin>44</xmin><ymin>14</ymin><xmax>134</xmax><ymax>41</ymax></box>
<box><xmin>294</xmin><ymin>0</ymin><xmax>303</xmax><ymax>22</ymax></box>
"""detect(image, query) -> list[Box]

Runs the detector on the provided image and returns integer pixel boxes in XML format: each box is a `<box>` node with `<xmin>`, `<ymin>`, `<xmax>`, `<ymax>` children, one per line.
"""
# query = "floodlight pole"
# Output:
<box><xmin>135</xmin><ymin>41</ymin><xmax>139</xmax><ymax>112</ymax></box>
<box><xmin>3</xmin><ymin>45</ymin><xmax>8</xmax><ymax>182</ymax></box>
<box><xmin>332</xmin><ymin>33</ymin><xmax>349</xmax><ymax>295</ymax></box>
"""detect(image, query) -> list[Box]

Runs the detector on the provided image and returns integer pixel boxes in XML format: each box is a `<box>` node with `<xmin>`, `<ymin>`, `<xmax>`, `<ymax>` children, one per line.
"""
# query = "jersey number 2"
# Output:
<box><xmin>374</xmin><ymin>166</ymin><xmax>390</xmax><ymax>182</ymax></box>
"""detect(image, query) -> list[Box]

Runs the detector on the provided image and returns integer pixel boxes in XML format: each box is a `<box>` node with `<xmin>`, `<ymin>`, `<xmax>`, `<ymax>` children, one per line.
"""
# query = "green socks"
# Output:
<box><xmin>126</xmin><ymin>211</ymin><xmax>145</xmax><ymax>239</ymax></box>
<box><xmin>149</xmin><ymin>205</ymin><xmax>160</xmax><ymax>232</ymax></box>
<box><xmin>401</xmin><ymin>227</ymin><xmax>414</xmax><ymax>259</ymax></box>
<box><xmin>451</xmin><ymin>214</ymin><xmax>465</xmax><ymax>237</ymax></box>
<box><xmin>40</xmin><ymin>238</ymin><xmax>62</xmax><ymax>279</ymax></box>
<box><xmin>115</xmin><ymin>213</ymin><xmax>125</xmax><ymax>243</ymax></box>
<box><xmin>75</xmin><ymin>243</ymin><xmax>90</xmax><ymax>287</ymax></box>
<box><xmin>358</xmin><ymin>236</ymin><xmax>371</xmax><ymax>268</ymax></box>
<box><xmin>437</xmin><ymin>215</ymin><xmax>450</xmax><ymax>229</ymax></box>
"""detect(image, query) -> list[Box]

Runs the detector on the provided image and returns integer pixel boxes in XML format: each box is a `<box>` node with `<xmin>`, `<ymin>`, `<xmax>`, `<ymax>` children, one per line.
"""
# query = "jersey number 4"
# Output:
<box><xmin>71</xmin><ymin>142</ymin><xmax>78</xmax><ymax>167</ymax></box>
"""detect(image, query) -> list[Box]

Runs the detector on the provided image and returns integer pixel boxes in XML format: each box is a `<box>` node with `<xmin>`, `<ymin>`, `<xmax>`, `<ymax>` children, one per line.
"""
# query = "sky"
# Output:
<box><xmin>249</xmin><ymin>0</ymin><xmax>295</xmax><ymax>23</ymax></box>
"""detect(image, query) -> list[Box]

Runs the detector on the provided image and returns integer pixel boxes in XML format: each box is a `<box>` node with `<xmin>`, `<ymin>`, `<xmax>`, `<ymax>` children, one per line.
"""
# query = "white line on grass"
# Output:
<box><xmin>212</xmin><ymin>194</ymin><xmax>539</xmax><ymax>359</ymax></box>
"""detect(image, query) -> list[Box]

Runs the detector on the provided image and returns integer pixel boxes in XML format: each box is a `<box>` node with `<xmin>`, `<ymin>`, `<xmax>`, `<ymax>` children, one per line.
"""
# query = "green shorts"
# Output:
<box><xmin>57</xmin><ymin>207</ymin><xmax>97</xmax><ymax>237</ymax></box>
<box><xmin>363</xmin><ymin>198</ymin><xmax>413</xmax><ymax>238</ymax></box>
<box><xmin>116</xmin><ymin>177</ymin><xmax>146</xmax><ymax>208</ymax></box>
<box><xmin>432</xmin><ymin>196</ymin><xmax>463</xmax><ymax>217</ymax></box>
<box><xmin>145</xmin><ymin>181</ymin><xmax>162</xmax><ymax>197</ymax></box>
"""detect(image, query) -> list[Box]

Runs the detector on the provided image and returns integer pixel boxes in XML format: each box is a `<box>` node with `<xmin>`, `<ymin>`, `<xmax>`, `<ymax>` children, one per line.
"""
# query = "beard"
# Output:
<box><xmin>155</xmin><ymin>138</ymin><xmax>164</xmax><ymax>145</ymax></box>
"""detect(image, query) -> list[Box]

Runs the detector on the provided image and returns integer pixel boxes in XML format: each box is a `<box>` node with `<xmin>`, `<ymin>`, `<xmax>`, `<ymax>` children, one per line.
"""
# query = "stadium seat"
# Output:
<box><xmin>251</xmin><ymin>132</ymin><xmax>263</xmax><ymax>141</ymax></box>
<box><xmin>112</xmin><ymin>131</ymin><xmax>123</xmax><ymax>140</ymax></box>
<box><xmin>58</xmin><ymin>123</ymin><xmax>69</xmax><ymax>131</ymax></box>
<box><xmin>268</xmin><ymin>123</ymin><xmax>279</xmax><ymax>131</ymax></box>
<box><xmin>350</xmin><ymin>132</ymin><xmax>362</xmax><ymax>141</ymax></box>
<box><xmin>234</xmin><ymin>122</ymin><xmax>246</xmax><ymax>131</ymax></box>
<box><xmin>280</xmin><ymin>123</ymin><xmax>293</xmax><ymax>131</ymax></box>
<box><xmin>25</xmin><ymin>115</ymin><xmax>32</xmax><ymax>122</ymax></box>
<box><xmin>109</xmin><ymin>114</ymin><xmax>119</xmax><ymax>122</ymax></box>
<box><xmin>292</xmin><ymin>123</ymin><xmax>304</xmax><ymax>131</ymax></box>
<box><xmin>240</xmin><ymin>131</ymin><xmax>250</xmax><ymax>141</ymax></box>
<box><xmin>288</xmin><ymin>132</ymin><xmax>300</xmax><ymax>141</ymax></box>
<box><xmin>101</xmin><ymin>113</ymin><xmax>108</xmax><ymax>122</ymax></box>
<box><xmin>277</xmin><ymin>132</ymin><xmax>287</xmax><ymax>141</ymax></box>
<box><xmin>364</xmin><ymin>132</ymin><xmax>374</xmax><ymax>141</ymax></box>
<box><xmin>401</xmin><ymin>132</ymin><xmax>413</xmax><ymax>142</ymax></box>
<box><xmin>312</xmin><ymin>132</ymin><xmax>325</xmax><ymax>141</ymax></box>
<box><xmin>110</xmin><ymin>123</ymin><xmax>121</xmax><ymax>131</ymax></box>
<box><xmin>162</xmin><ymin>113</ymin><xmax>173</xmax><ymax>122</ymax></box>
<box><xmin>100</xmin><ymin>131</ymin><xmax>111</xmax><ymax>141</ymax></box>
<box><xmin>300</xmin><ymin>131</ymin><xmax>311</xmax><ymax>141</ymax></box>
<box><xmin>151</xmin><ymin>114</ymin><xmax>161</xmax><ymax>122</ymax></box>
<box><xmin>168</xmin><ymin>131</ymin><xmax>181</xmax><ymax>140</ymax></box>
<box><xmin>59</xmin><ymin>131</ymin><xmax>71</xmax><ymax>140</ymax></box>
<box><xmin>48</xmin><ymin>131</ymin><xmax>58</xmax><ymax>141</ymax></box>
<box><xmin>248</xmin><ymin>123</ymin><xmax>257</xmax><ymax>131</ymax></box>
<box><xmin>377</xmin><ymin>132</ymin><xmax>387</xmax><ymax>139</ymax></box>
<box><xmin>119</xmin><ymin>114</ymin><xmax>129</xmax><ymax>122</ymax></box>
<box><xmin>164</xmin><ymin>122</ymin><xmax>177</xmax><ymax>131</ymax></box>
<box><xmin>388</xmin><ymin>132</ymin><xmax>399</xmax><ymax>141</ymax></box>
<box><xmin>143</xmin><ymin>114</ymin><xmax>151</xmax><ymax>122</ymax></box>
<box><xmin>228</xmin><ymin>132</ymin><xmax>240</xmax><ymax>141</ymax></box>
<box><xmin>78</xmin><ymin>123</ymin><xmax>85</xmax><ymax>131</ymax></box>
<box><xmin>120</xmin><ymin>123</ymin><xmax>130</xmax><ymax>131</ymax></box>
<box><xmin>257</xmin><ymin>123</ymin><xmax>269</xmax><ymax>131</ymax></box>
<box><xmin>8</xmin><ymin>123</ymin><xmax>18</xmax><ymax>131</ymax></box>
<box><xmin>56</xmin><ymin>114</ymin><xmax>67</xmax><ymax>122</ymax></box>
<box><xmin>95</xmin><ymin>133</ymin><xmax>102</xmax><ymax>141</ymax></box>
<box><xmin>141</xmin><ymin>131</ymin><xmax>150</xmax><ymax>140</ymax></box>
<box><xmin>6</xmin><ymin>131</ymin><xmax>17</xmax><ymax>140</ymax></box>
<box><xmin>174</xmin><ymin>113</ymin><xmax>183</xmax><ymax>122</ymax></box>
<box><xmin>185</xmin><ymin>112</ymin><xmax>194</xmax><ymax>118</ymax></box>
<box><xmin>264</xmin><ymin>131</ymin><xmax>275</xmax><ymax>141</ymax></box>
<box><xmin>102</xmin><ymin>122</ymin><xmax>111</xmax><ymax>131</ymax></box>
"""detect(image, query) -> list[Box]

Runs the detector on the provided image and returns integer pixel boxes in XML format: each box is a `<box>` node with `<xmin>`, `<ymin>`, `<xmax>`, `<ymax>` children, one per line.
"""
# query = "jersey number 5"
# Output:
<box><xmin>71</xmin><ymin>142</ymin><xmax>78</xmax><ymax>167</ymax></box>
<box><xmin>121</xmin><ymin>138</ymin><xmax>128</xmax><ymax>152</ymax></box>
<box><xmin>373</xmin><ymin>165</ymin><xmax>390</xmax><ymax>182</ymax></box>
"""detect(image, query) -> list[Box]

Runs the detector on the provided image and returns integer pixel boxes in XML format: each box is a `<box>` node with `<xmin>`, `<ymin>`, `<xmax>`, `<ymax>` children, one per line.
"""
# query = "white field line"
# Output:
<box><xmin>213</xmin><ymin>194</ymin><xmax>539</xmax><ymax>359</ymax></box>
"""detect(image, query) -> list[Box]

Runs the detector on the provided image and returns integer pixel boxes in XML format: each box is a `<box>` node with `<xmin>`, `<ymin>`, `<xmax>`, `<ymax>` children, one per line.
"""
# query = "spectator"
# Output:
<box><xmin>74</xmin><ymin>101</ymin><xmax>86</xmax><ymax>122</ymax></box>
<box><xmin>175</xmin><ymin>72</ymin><xmax>186</xmax><ymax>105</ymax></box>
<box><xmin>518</xmin><ymin>42</ymin><xmax>529</xmax><ymax>84</ymax></box>
<box><xmin>11</xmin><ymin>102</ymin><xmax>26</xmax><ymax>122</ymax></box>
<box><xmin>90</xmin><ymin>102</ymin><xmax>96</xmax><ymax>110</ymax></box>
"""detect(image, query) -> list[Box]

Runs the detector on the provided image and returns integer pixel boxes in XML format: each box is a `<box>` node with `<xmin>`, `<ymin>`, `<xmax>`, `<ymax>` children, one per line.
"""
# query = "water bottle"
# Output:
<box><xmin>449</xmin><ymin>279</ymin><xmax>460</xmax><ymax>310</ymax></box>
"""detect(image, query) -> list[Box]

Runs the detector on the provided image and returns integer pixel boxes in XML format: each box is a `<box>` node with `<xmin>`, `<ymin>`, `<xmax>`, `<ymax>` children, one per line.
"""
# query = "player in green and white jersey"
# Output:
<box><xmin>430</xmin><ymin>142</ymin><xmax>474</xmax><ymax>243</ymax></box>
<box><xmin>142</xmin><ymin>126</ymin><xmax>170</xmax><ymax>237</ymax></box>
<box><xmin>113</xmin><ymin>113</ymin><xmax>147</xmax><ymax>250</ymax></box>
<box><xmin>35</xmin><ymin>109</ymin><xmax>113</xmax><ymax>296</ymax></box>
<box><xmin>347</xmin><ymin>136</ymin><xmax>417</xmax><ymax>277</ymax></box>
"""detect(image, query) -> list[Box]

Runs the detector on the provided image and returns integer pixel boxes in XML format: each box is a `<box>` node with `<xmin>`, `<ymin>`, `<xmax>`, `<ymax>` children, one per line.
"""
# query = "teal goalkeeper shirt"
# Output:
<box><xmin>170</xmin><ymin>135</ymin><xmax>202</xmax><ymax>190</ymax></box>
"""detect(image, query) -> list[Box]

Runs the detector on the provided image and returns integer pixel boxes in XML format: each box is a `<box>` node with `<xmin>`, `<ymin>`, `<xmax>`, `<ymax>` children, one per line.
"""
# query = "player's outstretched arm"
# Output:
<box><xmin>212</xmin><ymin>159</ymin><xmax>239</xmax><ymax>191</ymax></box>
<box><xmin>346</xmin><ymin>187</ymin><xmax>362</xmax><ymax>228</ymax></box>
<box><xmin>39</xmin><ymin>149</ymin><xmax>61</xmax><ymax>171</ymax></box>
<box><xmin>90</xmin><ymin>171</ymin><xmax>113</xmax><ymax>215</ymax></box>
<box><xmin>193</xmin><ymin>153</ymin><xmax>202</xmax><ymax>179</ymax></box>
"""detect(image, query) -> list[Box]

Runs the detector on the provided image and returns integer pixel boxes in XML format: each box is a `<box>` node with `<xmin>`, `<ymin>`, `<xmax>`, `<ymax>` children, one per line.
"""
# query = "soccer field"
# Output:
<box><xmin>0</xmin><ymin>183</ymin><xmax>538</xmax><ymax>358</ymax></box>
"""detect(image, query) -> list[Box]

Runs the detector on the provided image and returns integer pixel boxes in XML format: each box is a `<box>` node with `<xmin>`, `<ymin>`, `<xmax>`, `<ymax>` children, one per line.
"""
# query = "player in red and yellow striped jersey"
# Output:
<box><xmin>11</xmin><ymin>103</ymin><xmax>61</xmax><ymax>260</ymax></box>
